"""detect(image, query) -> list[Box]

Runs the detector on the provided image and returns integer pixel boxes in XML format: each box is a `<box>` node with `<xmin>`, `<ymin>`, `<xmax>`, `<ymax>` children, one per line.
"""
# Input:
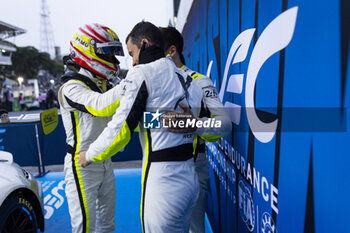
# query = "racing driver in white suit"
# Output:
<box><xmin>58</xmin><ymin>23</ymin><xmax>124</xmax><ymax>233</ymax></box>
<box><xmin>79</xmin><ymin>21</ymin><xmax>225</xmax><ymax>233</ymax></box>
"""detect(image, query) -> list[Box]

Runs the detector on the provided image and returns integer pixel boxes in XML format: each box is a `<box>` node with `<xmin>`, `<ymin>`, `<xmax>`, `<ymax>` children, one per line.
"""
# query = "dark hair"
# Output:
<box><xmin>159</xmin><ymin>27</ymin><xmax>183</xmax><ymax>53</ymax></box>
<box><xmin>126</xmin><ymin>21</ymin><xmax>164</xmax><ymax>49</ymax></box>
<box><xmin>159</xmin><ymin>26</ymin><xmax>185</xmax><ymax>64</ymax></box>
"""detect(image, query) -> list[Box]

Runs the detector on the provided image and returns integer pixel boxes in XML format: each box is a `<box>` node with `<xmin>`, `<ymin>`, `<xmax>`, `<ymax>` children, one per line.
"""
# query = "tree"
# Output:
<box><xmin>4</xmin><ymin>46</ymin><xmax>64</xmax><ymax>81</ymax></box>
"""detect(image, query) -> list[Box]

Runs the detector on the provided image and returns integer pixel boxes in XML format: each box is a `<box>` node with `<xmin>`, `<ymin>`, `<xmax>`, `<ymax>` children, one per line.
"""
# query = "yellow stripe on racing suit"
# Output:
<box><xmin>59</xmin><ymin>69</ymin><xmax>121</xmax><ymax>117</ymax></box>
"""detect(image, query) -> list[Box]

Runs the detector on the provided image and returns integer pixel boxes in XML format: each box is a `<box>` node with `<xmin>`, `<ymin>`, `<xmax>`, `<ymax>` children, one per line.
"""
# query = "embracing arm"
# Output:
<box><xmin>60</xmin><ymin>80</ymin><xmax>121</xmax><ymax>117</ymax></box>
<box><xmin>83</xmin><ymin>68</ymin><xmax>148</xmax><ymax>163</ymax></box>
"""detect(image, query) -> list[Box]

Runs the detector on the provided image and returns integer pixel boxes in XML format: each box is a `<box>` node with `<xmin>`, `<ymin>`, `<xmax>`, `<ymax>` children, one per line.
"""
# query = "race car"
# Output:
<box><xmin>0</xmin><ymin>151</ymin><xmax>44</xmax><ymax>232</ymax></box>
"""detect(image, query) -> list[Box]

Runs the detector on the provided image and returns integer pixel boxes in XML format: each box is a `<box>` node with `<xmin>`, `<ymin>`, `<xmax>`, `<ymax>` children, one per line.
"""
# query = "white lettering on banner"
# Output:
<box><xmin>219</xmin><ymin>28</ymin><xmax>256</xmax><ymax>126</ymax></box>
<box><xmin>44</xmin><ymin>180</ymin><xmax>65</xmax><ymax>219</ymax></box>
<box><xmin>239</xmin><ymin>180</ymin><xmax>255</xmax><ymax>231</ymax></box>
<box><xmin>262</xmin><ymin>176</ymin><xmax>269</xmax><ymax>202</ymax></box>
<box><xmin>206</xmin><ymin>60</ymin><xmax>213</xmax><ymax>77</ymax></box>
<box><xmin>261</xmin><ymin>212</ymin><xmax>277</xmax><ymax>233</ymax></box>
<box><xmin>254</xmin><ymin>169</ymin><xmax>260</xmax><ymax>193</ymax></box>
<box><xmin>219</xmin><ymin>7</ymin><xmax>298</xmax><ymax>143</ymax></box>
<box><xmin>207</xmin><ymin>142</ymin><xmax>235</xmax><ymax>203</ymax></box>
<box><xmin>208</xmin><ymin>139</ymin><xmax>279</xmax><ymax>215</ymax></box>
<box><xmin>270</xmin><ymin>184</ymin><xmax>279</xmax><ymax>214</ymax></box>
<box><xmin>247</xmin><ymin>163</ymin><xmax>253</xmax><ymax>185</ymax></box>
<box><xmin>241</xmin><ymin>156</ymin><xmax>246</xmax><ymax>175</ymax></box>
<box><xmin>226</xmin><ymin>162</ymin><xmax>236</xmax><ymax>203</ymax></box>
<box><xmin>245</xmin><ymin>7</ymin><xmax>298</xmax><ymax>143</ymax></box>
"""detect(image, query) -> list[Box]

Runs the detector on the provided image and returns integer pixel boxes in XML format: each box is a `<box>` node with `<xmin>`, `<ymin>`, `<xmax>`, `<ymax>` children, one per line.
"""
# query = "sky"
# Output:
<box><xmin>0</xmin><ymin>0</ymin><xmax>174</xmax><ymax>69</ymax></box>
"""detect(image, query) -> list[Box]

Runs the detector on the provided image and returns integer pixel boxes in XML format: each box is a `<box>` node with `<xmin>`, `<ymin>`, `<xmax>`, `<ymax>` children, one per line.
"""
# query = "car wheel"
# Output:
<box><xmin>0</xmin><ymin>194</ymin><xmax>38</xmax><ymax>233</ymax></box>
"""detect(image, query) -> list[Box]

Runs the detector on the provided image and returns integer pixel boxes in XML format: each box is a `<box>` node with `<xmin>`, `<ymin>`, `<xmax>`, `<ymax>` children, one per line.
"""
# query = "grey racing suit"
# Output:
<box><xmin>85</xmin><ymin>57</ymin><xmax>205</xmax><ymax>233</ymax></box>
<box><xmin>58</xmin><ymin>68</ymin><xmax>121</xmax><ymax>233</ymax></box>
<box><xmin>182</xmin><ymin>65</ymin><xmax>231</xmax><ymax>233</ymax></box>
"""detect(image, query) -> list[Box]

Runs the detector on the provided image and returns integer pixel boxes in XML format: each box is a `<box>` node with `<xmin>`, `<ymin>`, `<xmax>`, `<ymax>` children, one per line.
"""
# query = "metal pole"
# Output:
<box><xmin>35</xmin><ymin>123</ymin><xmax>45</xmax><ymax>176</ymax></box>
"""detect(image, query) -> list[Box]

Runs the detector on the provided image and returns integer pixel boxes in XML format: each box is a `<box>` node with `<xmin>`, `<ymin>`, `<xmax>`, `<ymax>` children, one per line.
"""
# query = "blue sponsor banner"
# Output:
<box><xmin>183</xmin><ymin>0</ymin><xmax>350</xmax><ymax>232</ymax></box>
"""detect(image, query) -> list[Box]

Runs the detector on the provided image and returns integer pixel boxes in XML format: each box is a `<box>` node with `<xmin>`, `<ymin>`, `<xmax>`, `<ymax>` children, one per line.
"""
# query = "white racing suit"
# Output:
<box><xmin>182</xmin><ymin>66</ymin><xmax>231</xmax><ymax>233</ymax></box>
<box><xmin>58</xmin><ymin>68</ymin><xmax>121</xmax><ymax>233</ymax></box>
<box><xmin>85</xmin><ymin>57</ymin><xmax>205</xmax><ymax>233</ymax></box>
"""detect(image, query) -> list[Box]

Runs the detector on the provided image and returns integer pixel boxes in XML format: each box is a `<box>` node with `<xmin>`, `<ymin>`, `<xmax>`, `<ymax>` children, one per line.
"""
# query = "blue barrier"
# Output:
<box><xmin>0</xmin><ymin>122</ymin><xmax>42</xmax><ymax>166</ymax></box>
<box><xmin>0</xmin><ymin>116</ymin><xmax>142</xmax><ymax>167</ymax></box>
